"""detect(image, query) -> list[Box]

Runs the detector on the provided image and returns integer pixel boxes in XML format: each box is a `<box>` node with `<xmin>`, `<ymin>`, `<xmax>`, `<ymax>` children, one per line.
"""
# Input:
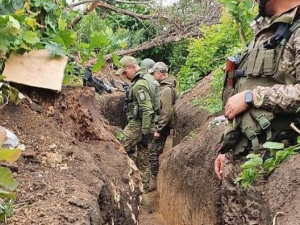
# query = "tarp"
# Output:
<box><xmin>3</xmin><ymin>49</ymin><xmax>68</xmax><ymax>91</ymax></box>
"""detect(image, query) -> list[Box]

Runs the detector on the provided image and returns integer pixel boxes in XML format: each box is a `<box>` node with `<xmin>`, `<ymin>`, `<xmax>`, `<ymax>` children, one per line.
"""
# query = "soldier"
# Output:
<box><xmin>148</xmin><ymin>62</ymin><xmax>178</xmax><ymax>192</ymax></box>
<box><xmin>214</xmin><ymin>0</ymin><xmax>300</xmax><ymax>224</ymax></box>
<box><xmin>116</xmin><ymin>56</ymin><xmax>160</xmax><ymax>191</ymax></box>
<box><xmin>140</xmin><ymin>58</ymin><xmax>155</xmax><ymax>70</ymax></box>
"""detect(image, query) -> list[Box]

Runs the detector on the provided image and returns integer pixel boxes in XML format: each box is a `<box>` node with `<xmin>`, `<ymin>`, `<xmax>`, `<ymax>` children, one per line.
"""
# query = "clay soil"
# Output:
<box><xmin>1</xmin><ymin>87</ymin><xmax>142</xmax><ymax>225</ymax></box>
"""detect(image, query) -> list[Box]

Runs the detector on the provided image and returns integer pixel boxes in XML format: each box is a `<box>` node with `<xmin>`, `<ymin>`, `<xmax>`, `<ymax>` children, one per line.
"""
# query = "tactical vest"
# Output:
<box><xmin>126</xmin><ymin>73</ymin><xmax>161</xmax><ymax>121</ymax></box>
<box><xmin>222</xmin><ymin>18</ymin><xmax>300</xmax><ymax>153</ymax></box>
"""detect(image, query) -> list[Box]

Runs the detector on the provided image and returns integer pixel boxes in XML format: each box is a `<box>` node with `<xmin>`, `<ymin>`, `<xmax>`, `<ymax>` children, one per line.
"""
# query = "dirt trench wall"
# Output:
<box><xmin>157</xmin><ymin>76</ymin><xmax>223</xmax><ymax>225</ymax></box>
<box><xmin>99</xmin><ymin>92</ymin><xmax>128</xmax><ymax>129</ymax></box>
<box><xmin>263</xmin><ymin>155</ymin><xmax>300</xmax><ymax>224</ymax></box>
<box><xmin>173</xmin><ymin>76</ymin><xmax>213</xmax><ymax>146</ymax></box>
<box><xmin>159</xmin><ymin>74</ymin><xmax>300</xmax><ymax>225</ymax></box>
<box><xmin>3</xmin><ymin>87</ymin><xmax>142</xmax><ymax>225</ymax></box>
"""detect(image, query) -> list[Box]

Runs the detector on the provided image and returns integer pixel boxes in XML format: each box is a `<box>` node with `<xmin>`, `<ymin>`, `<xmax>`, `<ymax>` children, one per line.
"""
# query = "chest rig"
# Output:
<box><xmin>125</xmin><ymin>73</ymin><xmax>161</xmax><ymax>121</ymax></box>
<box><xmin>222</xmin><ymin>18</ymin><xmax>300</xmax><ymax>152</ymax></box>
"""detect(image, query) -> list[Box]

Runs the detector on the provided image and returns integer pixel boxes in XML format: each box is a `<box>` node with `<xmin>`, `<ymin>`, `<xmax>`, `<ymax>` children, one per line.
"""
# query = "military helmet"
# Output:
<box><xmin>140</xmin><ymin>58</ymin><xmax>155</xmax><ymax>70</ymax></box>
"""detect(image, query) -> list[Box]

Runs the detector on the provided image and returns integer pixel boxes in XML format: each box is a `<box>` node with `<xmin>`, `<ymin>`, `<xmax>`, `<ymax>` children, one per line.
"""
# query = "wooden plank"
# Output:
<box><xmin>3</xmin><ymin>49</ymin><xmax>68</xmax><ymax>91</ymax></box>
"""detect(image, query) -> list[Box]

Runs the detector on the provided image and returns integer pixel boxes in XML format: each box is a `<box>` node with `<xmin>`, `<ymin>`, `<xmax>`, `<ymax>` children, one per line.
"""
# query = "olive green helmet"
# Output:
<box><xmin>140</xmin><ymin>58</ymin><xmax>155</xmax><ymax>70</ymax></box>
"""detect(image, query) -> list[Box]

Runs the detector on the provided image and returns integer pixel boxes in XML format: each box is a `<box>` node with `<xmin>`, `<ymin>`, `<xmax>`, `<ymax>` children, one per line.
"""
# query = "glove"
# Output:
<box><xmin>141</xmin><ymin>133</ymin><xmax>149</xmax><ymax>147</ymax></box>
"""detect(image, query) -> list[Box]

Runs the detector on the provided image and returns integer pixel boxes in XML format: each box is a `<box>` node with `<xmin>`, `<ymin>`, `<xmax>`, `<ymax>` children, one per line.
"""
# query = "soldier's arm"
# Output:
<box><xmin>156</xmin><ymin>87</ymin><xmax>173</xmax><ymax>133</ymax></box>
<box><xmin>133</xmin><ymin>82</ymin><xmax>154</xmax><ymax>134</ymax></box>
<box><xmin>253</xmin><ymin>28</ymin><xmax>300</xmax><ymax>113</ymax></box>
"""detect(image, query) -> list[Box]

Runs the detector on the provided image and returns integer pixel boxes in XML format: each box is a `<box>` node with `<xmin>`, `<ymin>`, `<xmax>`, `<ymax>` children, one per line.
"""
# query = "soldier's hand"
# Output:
<box><xmin>154</xmin><ymin>132</ymin><xmax>160</xmax><ymax>140</ymax></box>
<box><xmin>214</xmin><ymin>154</ymin><xmax>225</xmax><ymax>180</ymax></box>
<box><xmin>141</xmin><ymin>133</ymin><xmax>149</xmax><ymax>147</ymax></box>
<box><xmin>225</xmin><ymin>90</ymin><xmax>249</xmax><ymax>119</ymax></box>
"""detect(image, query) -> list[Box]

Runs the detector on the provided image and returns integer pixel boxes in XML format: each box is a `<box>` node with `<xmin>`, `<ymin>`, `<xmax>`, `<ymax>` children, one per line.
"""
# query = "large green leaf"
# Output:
<box><xmin>92</xmin><ymin>51</ymin><xmax>105</xmax><ymax>72</ymax></box>
<box><xmin>0</xmin><ymin>149</ymin><xmax>21</xmax><ymax>163</ymax></box>
<box><xmin>90</xmin><ymin>32</ymin><xmax>109</xmax><ymax>48</ymax></box>
<box><xmin>12</xmin><ymin>0</ymin><xmax>25</xmax><ymax>10</ymax></box>
<box><xmin>58</xmin><ymin>30</ymin><xmax>76</xmax><ymax>47</ymax></box>
<box><xmin>6</xmin><ymin>16</ymin><xmax>21</xmax><ymax>35</ymax></box>
<box><xmin>0</xmin><ymin>167</ymin><xmax>18</xmax><ymax>191</ymax></box>
<box><xmin>45</xmin><ymin>43</ymin><xmax>65</xmax><ymax>57</ymax></box>
<box><xmin>263</xmin><ymin>142</ymin><xmax>284</xmax><ymax>150</ymax></box>
<box><xmin>58</xmin><ymin>18</ymin><xmax>67</xmax><ymax>31</ymax></box>
<box><xmin>112</xmin><ymin>54</ymin><xmax>120</xmax><ymax>67</ymax></box>
<box><xmin>22</xmin><ymin>31</ymin><xmax>40</xmax><ymax>44</ymax></box>
<box><xmin>0</xmin><ymin>189</ymin><xmax>16</xmax><ymax>200</ymax></box>
<box><xmin>0</xmin><ymin>37</ymin><xmax>9</xmax><ymax>53</ymax></box>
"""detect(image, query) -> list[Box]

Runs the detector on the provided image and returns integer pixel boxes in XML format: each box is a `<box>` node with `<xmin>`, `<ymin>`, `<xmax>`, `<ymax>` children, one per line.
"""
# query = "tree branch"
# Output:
<box><xmin>67</xmin><ymin>0</ymin><xmax>150</xmax><ymax>8</ymax></box>
<box><xmin>68</xmin><ymin>1</ymin><xmax>181</xmax><ymax>29</ymax></box>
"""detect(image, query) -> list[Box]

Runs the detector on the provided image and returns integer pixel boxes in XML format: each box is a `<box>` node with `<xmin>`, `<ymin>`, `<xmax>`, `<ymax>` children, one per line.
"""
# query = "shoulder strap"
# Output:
<box><xmin>264</xmin><ymin>18</ymin><xmax>300</xmax><ymax>49</ymax></box>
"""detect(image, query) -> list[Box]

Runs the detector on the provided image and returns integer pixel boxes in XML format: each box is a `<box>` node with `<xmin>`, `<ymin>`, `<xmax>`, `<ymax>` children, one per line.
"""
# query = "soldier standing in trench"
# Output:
<box><xmin>148</xmin><ymin>62</ymin><xmax>178</xmax><ymax>192</ymax></box>
<box><xmin>214</xmin><ymin>0</ymin><xmax>300</xmax><ymax>224</ymax></box>
<box><xmin>116</xmin><ymin>56</ymin><xmax>160</xmax><ymax>192</ymax></box>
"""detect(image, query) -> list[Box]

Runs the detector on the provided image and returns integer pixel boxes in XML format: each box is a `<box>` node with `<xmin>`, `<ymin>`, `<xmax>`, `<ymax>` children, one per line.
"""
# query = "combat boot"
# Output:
<box><xmin>148</xmin><ymin>176</ymin><xmax>157</xmax><ymax>192</ymax></box>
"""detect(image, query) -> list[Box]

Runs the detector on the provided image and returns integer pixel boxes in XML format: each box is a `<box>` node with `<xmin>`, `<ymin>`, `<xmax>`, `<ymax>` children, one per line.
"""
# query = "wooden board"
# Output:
<box><xmin>3</xmin><ymin>49</ymin><xmax>68</xmax><ymax>91</ymax></box>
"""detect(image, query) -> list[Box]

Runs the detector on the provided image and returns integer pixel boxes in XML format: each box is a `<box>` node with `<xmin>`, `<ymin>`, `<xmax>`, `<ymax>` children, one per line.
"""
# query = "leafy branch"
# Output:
<box><xmin>235</xmin><ymin>142</ymin><xmax>300</xmax><ymax>189</ymax></box>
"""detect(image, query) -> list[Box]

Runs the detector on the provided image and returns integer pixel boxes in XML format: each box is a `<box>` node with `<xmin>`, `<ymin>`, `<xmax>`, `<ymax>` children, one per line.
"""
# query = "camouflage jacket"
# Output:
<box><xmin>250</xmin><ymin>6</ymin><xmax>300</xmax><ymax>113</ymax></box>
<box><xmin>156</xmin><ymin>76</ymin><xmax>178</xmax><ymax>133</ymax></box>
<box><xmin>128</xmin><ymin>68</ymin><xmax>155</xmax><ymax>134</ymax></box>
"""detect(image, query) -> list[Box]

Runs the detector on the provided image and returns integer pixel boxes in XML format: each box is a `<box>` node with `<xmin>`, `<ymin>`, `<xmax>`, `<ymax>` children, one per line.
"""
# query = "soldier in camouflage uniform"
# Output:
<box><xmin>214</xmin><ymin>1</ymin><xmax>300</xmax><ymax>224</ymax></box>
<box><xmin>148</xmin><ymin>62</ymin><xmax>178</xmax><ymax>192</ymax></box>
<box><xmin>116</xmin><ymin>56</ymin><xmax>159</xmax><ymax>191</ymax></box>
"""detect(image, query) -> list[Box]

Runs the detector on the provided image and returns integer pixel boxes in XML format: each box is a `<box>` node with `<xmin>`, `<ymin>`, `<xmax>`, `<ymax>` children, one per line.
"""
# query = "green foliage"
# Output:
<box><xmin>115</xmin><ymin>131</ymin><xmax>125</xmax><ymax>142</ymax></box>
<box><xmin>178</xmin><ymin>0</ymin><xmax>256</xmax><ymax>91</ymax></box>
<box><xmin>0</xmin><ymin>147</ymin><xmax>21</xmax><ymax>222</ymax></box>
<box><xmin>178</xmin><ymin>11</ymin><xmax>241</xmax><ymax>91</ymax></box>
<box><xmin>235</xmin><ymin>142</ymin><xmax>300</xmax><ymax>189</ymax></box>
<box><xmin>192</xmin><ymin>67</ymin><xmax>223</xmax><ymax>114</ymax></box>
<box><xmin>0</xmin><ymin>76</ymin><xmax>24</xmax><ymax>105</ymax></box>
<box><xmin>218</xmin><ymin>0</ymin><xmax>256</xmax><ymax>46</ymax></box>
<box><xmin>188</xmin><ymin>131</ymin><xmax>197</xmax><ymax>139</ymax></box>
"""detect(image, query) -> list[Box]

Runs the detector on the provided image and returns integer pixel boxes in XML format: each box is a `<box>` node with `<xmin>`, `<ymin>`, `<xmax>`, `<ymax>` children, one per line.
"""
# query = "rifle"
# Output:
<box><xmin>225</xmin><ymin>56</ymin><xmax>240</xmax><ymax>88</ymax></box>
<box><xmin>83</xmin><ymin>67</ymin><xmax>113</xmax><ymax>94</ymax></box>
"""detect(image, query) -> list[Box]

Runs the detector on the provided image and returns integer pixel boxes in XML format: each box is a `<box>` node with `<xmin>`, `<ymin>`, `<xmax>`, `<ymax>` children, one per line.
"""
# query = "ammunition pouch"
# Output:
<box><xmin>237</xmin><ymin>108</ymin><xmax>274</xmax><ymax>150</ymax></box>
<box><xmin>217</xmin><ymin>124</ymin><xmax>242</xmax><ymax>154</ymax></box>
<box><xmin>133</xmin><ymin>105</ymin><xmax>139</xmax><ymax>119</ymax></box>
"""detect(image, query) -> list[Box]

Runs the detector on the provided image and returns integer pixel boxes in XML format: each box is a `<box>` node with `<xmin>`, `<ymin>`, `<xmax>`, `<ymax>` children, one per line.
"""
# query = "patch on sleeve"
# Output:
<box><xmin>138</xmin><ymin>90</ymin><xmax>146</xmax><ymax>101</ymax></box>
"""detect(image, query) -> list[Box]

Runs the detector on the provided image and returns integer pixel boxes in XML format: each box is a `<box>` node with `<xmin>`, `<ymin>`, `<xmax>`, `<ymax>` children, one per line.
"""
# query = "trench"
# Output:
<box><xmin>99</xmin><ymin>85</ymin><xmax>223</xmax><ymax>225</ymax></box>
<box><xmin>10</xmin><ymin>83</ymin><xmax>222</xmax><ymax>225</ymax></box>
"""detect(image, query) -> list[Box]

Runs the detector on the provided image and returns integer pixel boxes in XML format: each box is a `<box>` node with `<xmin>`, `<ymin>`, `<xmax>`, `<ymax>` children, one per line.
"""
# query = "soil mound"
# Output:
<box><xmin>2</xmin><ymin>87</ymin><xmax>142</xmax><ymax>225</ymax></box>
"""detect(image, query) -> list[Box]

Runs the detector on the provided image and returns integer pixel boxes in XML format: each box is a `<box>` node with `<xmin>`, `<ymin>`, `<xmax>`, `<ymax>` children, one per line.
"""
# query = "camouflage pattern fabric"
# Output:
<box><xmin>149</xmin><ymin>76</ymin><xmax>177</xmax><ymax>177</ymax></box>
<box><xmin>250</xmin><ymin>7</ymin><xmax>300</xmax><ymax>112</ymax></box>
<box><xmin>156</xmin><ymin>76</ymin><xmax>178</xmax><ymax>133</ymax></box>
<box><xmin>122</xmin><ymin>118</ymin><xmax>154</xmax><ymax>191</ymax></box>
<box><xmin>222</xmin><ymin>6</ymin><xmax>300</xmax><ymax>225</ymax></box>
<box><xmin>222</xmin><ymin>152</ymin><xmax>269</xmax><ymax>225</ymax></box>
<box><xmin>149</xmin><ymin>128</ymin><xmax>169</xmax><ymax>177</ymax></box>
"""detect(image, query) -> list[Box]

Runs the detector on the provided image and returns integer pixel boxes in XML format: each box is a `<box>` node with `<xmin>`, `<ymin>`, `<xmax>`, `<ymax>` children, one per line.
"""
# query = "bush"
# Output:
<box><xmin>178</xmin><ymin>11</ymin><xmax>241</xmax><ymax>91</ymax></box>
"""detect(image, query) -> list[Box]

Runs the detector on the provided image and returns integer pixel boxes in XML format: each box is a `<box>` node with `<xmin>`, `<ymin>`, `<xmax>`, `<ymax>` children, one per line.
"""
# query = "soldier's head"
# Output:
<box><xmin>149</xmin><ymin>62</ymin><xmax>168</xmax><ymax>82</ymax></box>
<box><xmin>140</xmin><ymin>58</ymin><xmax>155</xmax><ymax>70</ymax></box>
<box><xmin>116</xmin><ymin>56</ymin><xmax>140</xmax><ymax>80</ymax></box>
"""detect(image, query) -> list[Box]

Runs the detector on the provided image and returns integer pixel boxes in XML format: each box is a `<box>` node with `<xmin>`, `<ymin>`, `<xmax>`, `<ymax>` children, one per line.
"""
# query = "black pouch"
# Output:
<box><xmin>217</xmin><ymin>125</ymin><xmax>242</xmax><ymax>154</ymax></box>
<box><xmin>273</xmin><ymin>130</ymin><xmax>298</xmax><ymax>147</ymax></box>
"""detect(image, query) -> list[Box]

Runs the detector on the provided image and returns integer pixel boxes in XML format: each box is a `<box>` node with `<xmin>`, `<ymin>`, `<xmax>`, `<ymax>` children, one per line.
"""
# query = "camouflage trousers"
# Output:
<box><xmin>149</xmin><ymin>128</ymin><xmax>170</xmax><ymax>177</ymax></box>
<box><xmin>222</xmin><ymin>152</ymin><xmax>268</xmax><ymax>225</ymax></box>
<box><xmin>122</xmin><ymin>119</ymin><xmax>153</xmax><ymax>192</ymax></box>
